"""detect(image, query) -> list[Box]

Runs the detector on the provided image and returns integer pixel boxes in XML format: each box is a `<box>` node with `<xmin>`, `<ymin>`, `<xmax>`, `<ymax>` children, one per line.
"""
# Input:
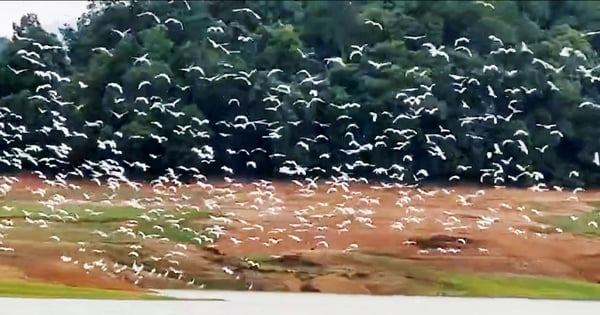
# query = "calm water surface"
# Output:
<box><xmin>2</xmin><ymin>290</ymin><xmax>599</xmax><ymax>315</ymax></box>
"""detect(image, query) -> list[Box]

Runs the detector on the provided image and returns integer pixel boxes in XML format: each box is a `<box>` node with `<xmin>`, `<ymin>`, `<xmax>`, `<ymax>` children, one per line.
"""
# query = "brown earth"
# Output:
<box><xmin>2</xmin><ymin>175</ymin><xmax>600</xmax><ymax>294</ymax></box>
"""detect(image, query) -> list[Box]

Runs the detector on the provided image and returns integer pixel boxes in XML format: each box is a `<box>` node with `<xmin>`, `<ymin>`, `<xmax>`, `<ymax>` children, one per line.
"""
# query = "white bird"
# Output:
<box><xmin>535</xmin><ymin>145</ymin><xmax>549</xmax><ymax>153</ymax></box>
<box><xmin>532</xmin><ymin>58</ymin><xmax>564</xmax><ymax>73</ymax></box>
<box><xmin>228</xmin><ymin>98</ymin><xmax>240</xmax><ymax>106</ymax></box>
<box><xmin>180</xmin><ymin>65</ymin><xmax>206</xmax><ymax>76</ymax></box>
<box><xmin>14</xmin><ymin>33</ymin><xmax>34</xmax><ymax>42</ymax></box>
<box><xmin>475</xmin><ymin>1</ymin><xmax>495</xmax><ymax>9</ymax></box>
<box><xmin>107</xmin><ymin>82</ymin><xmax>123</xmax><ymax>94</ymax></box>
<box><xmin>487</xmin><ymin>85</ymin><xmax>497</xmax><ymax>98</ymax></box>
<box><xmin>488</xmin><ymin>35</ymin><xmax>504</xmax><ymax>46</ymax></box>
<box><xmin>267</xmin><ymin>68</ymin><xmax>283</xmax><ymax>77</ymax></box>
<box><xmin>207</xmin><ymin>26</ymin><xmax>225</xmax><ymax>33</ymax></box>
<box><xmin>350</xmin><ymin>44</ymin><xmax>368</xmax><ymax>53</ymax></box>
<box><xmin>296</xmin><ymin>48</ymin><xmax>315</xmax><ymax>59</ymax></box>
<box><xmin>137</xmin><ymin>11</ymin><xmax>161</xmax><ymax>23</ymax></box>
<box><xmin>138</xmin><ymin>81</ymin><xmax>151</xmax><ymax>90</ymax></box>
<box><xmin>164</xmin><ymin>17</ymin><xmax>184</xmax><ymax>29</ymax></box>
<box><xmin>316</xmin><ymin>240</ymin><xmax>329</xmax><ymax>248</ymax></box>
<box><xmin>155</xmin><ymin>73</ymin><xmax>171</xmax><ymax>84</ymax></box>
<box><xmin>547</xmin><ymin>81</ymin><xmax>560</xmax><ymax>91</ymax></box>
<box><xmin>288</xmin><ymin>234</ymin><xmax>302</xmax><ymax>242</ymax></box>
<box><xmin>368</xmin><ymin>60</ymin><xmax>392</xmax><ymax>69</ymax></box>
<box><xmin>222</xmin><ymin>266</ymin><xmax>234</xmax><ymax>275</ymax></box>
<box><xmin>324</xmin><ymin>57</ymin><xmax>346</xmax><ymax>67</ymax></box>
<box><xmin>536</xmin><ymin>123</ymin><xmax>556</xmax><ymax>130</ymax></box>
<box><xmin>111</xmin><ymin>28</ymin><xmax>131</xmax><ymax>38</ymax></box>
<box><xmin>422</xmin><ymin>42</ymin><xmax>449</xmax><ymax>62</ymax></box>
<box><xmin>582</xmin><ymin>30</ymin><xmax>600</xmax><ymax>37</ymax></box>
<box><xmin>404</xmin><ymin>35</ymin><xmax>426</xmax><ymax>41</ymax></box>
<box><xmin>21</xmin><ymin>55</ymin><xmax>46</xmax><ymax>67</ymax></box>
<box><xmin>454</xmin><ymin>45</ymin><xmax>472</xmax><ymax>57</ymax></box>
<box><xmin>91</xmin><ymin>47</ymin><xmax>113</xmax><ymax>57</ymax></box>
<box><xmin>6</xmin><ymin>65</ymin><xmax>28</xmax><ymax>75</ymax></box>
<box><xmin>133</xmin><ymin>53</ymin><xmax>151</xmax><ymax>66</ymax></box>
<box><xmin>364</xmin><ymin>19</ymin><xmax>383</xmax><ymax>30</ymax></box>
<box><xmin>454</xmin><ymin>37</ymin><xmax>470</xmax><ymax>46</ymax></box>
<box><xmin>111</xmin><ymin>111</ymin><xmax>128</xmax><ymax>119</ymax></box>
<box><xmin>232</xmin><ymin>8</ymin><xmax>261</xmax><ymax>20</ymax></box>
<box><xmin>520</xmin><ymin>41</ymin><xmax>534</xmax><ymax>54</ymax></box>
<box><xmin>483</xmin><ymin>64</ymin><xmax>499</xmax><ymax>73</ymax></box>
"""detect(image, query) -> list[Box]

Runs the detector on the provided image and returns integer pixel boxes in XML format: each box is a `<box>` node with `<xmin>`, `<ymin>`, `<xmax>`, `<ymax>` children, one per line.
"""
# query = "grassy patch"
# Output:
<box><xmin>437</xmin><ymin>273</ymin><xmax>600</xmax><ymax>300</ymax></box>
<box><xmin>72</xmin><ymin>207</ymin><xmax>146</xmax><ymax>223</ymax></box>
<box><xmin>201</xmin><ymin>279</ymin><xmax>247</xmax><ymax>291</ymax></box>
<box><xmin>2</xmin><ymin>203</ymin><xmax>214</xmax><ymax>252</ymax></box>
<box><xmin>0</xmin><ymin>279</ymin><xmax>167</xmax><ymax>299</ymax></box>
<box><xmin>355</xmin><ymin>252</ymin><xmax>439</xmax><ymax>278</ymax></box>
<box><xmin>137</xmin><ymin>221</ymin><xmax>200</xmax><ymax>243</ymax></box>
<box><xmin>358</xmin><ymin>252</ymin><xmax>600</xmax><ymax>299</ymax></box>
<box><xmin>137</xmin><ymin>210</ymin><xmax>212</xmax><ymax>245</ymax></box>
<box><xmin>536</xmin><ymin>206</ymin><xmax>600</xmax><ymax>237</ymax></box>
<box><xmin>0</xmin><ymin>203</ymin><xmax>146</xmax><ymax>223</ymax></box>
<box><xmin>131</xmin><ymin>210</ymin><xmax>209</xmax><ymax>245</ymax></box>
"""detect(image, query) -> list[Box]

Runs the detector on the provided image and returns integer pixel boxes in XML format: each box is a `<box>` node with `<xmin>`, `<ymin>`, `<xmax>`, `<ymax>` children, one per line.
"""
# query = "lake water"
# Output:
<box><xmin>3</xmin><ymin>290</ymin><xmax>600</xmax><ymax>315</ymax></box>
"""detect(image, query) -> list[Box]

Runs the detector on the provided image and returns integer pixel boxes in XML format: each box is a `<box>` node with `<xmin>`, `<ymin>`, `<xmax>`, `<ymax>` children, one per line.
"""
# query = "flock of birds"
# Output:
<box><xmin>0</xmin><ymin>0</ymin><xmax>599</xmax><ymax>289</ymax></box>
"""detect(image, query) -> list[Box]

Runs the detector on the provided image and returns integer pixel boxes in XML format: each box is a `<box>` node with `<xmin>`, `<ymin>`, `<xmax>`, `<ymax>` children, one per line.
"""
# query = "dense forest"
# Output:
<box><xmin>1</xmin><ymin>0</ymin><xmax>600</xmax><ymax>187</ymax></box>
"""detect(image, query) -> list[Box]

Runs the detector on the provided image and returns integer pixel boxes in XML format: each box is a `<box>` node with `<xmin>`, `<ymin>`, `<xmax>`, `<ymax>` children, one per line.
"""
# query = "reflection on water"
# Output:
<box><xmin>2</xmin><ymin>290</ymin><xmax>600</xmax><ymax>315</ymax></box>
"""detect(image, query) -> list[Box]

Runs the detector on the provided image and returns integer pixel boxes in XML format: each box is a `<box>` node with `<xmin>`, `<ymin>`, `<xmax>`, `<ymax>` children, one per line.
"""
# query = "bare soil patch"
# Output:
<box><xmin>3</xmin><ymin>176</ymin><xmax>600</xmax><ymax>294</ymax></box>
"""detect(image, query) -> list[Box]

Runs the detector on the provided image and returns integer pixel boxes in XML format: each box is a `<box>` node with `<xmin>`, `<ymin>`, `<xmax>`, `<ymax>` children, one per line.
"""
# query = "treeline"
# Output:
<box><xmin>1</xmin><ymin>0</ymin><xmax>600</xmax><ymax>187</ymax></box>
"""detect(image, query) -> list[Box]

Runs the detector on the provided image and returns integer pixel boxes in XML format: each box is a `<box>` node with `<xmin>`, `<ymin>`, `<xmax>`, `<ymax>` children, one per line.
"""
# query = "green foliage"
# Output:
<box><xmin>1</xmin><ymin>0</ymin><xmax>600</xmax><ymax>187</ymax></box>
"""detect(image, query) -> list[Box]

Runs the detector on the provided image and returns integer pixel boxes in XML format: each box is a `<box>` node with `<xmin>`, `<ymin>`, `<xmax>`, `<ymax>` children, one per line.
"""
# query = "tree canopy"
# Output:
<box><xmin>1</xmin><ymin>0</ymin><xmax>600</xmax><ymax>188</ymax></box>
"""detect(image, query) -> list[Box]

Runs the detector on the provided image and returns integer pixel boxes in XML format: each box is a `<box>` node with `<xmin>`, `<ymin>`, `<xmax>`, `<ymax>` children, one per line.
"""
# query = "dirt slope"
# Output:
<box><xmin>2</xmin><ymin>177</ymin><xmax>600</xmax><ymax>294</ymax></box>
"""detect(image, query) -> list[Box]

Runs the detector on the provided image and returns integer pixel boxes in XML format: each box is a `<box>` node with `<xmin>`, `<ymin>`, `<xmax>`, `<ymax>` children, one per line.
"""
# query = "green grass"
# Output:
<box><xmin>137</xmin><ymin>221</ymin><xmax>201</xmax><ymax>243</ymax></box>
<box><xmin>437</xmin><ymin>273</ymin><xmax>600</xmax><ymax>299</ymax></box>
<box><xmin>71</xmin><ymin>207</ymin><xmax>147</xmax><ymax>223</ymax></box>
<box><xmin>0</xmin><ymin>203</ymin><xmax>146</xmax><ymax>223</ymax></box>
<box><xmin>536</xmin><ymin>204</ymin><xmax>600</xmax><ymax>237</ymax></box>
<box><xmin>0</xmin><ymin>200</ymin><xmax>212</xmax><ymax>223</ymax></box>
<box><xmin>137</xmin><ymin>210</ymin><xmax>212</xmax><ymax>244</ymax></box>
<box><xmin>0</xmin><ymin>200</ymin><xmax>214</xmax><ymax>248</ymax></box>
<box><xmin>355</xmin><ymin>252</ymin><xmax>600</xmax><ymax>299</ymax></box>
<box><xmin>0</xmin><ymin>279</ymin><xmax>167</xmax><ymax>299</ymax></box>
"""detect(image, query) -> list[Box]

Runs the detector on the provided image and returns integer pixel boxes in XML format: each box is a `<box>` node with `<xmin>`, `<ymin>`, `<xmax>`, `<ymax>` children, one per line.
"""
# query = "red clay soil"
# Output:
<box><xmin>3</xmin><ymin>175</ymin><xmax>600</xmax><ymax>293</ymax></box>
<box><xmin>0</xmin><ymin>241</ymin><xmax>145</xmax><ymax>292</ymax></box>
<box><xmin>212</xmin><ymin>183</ymin><xmax>600</xmax><ymax>282</ymax></box>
